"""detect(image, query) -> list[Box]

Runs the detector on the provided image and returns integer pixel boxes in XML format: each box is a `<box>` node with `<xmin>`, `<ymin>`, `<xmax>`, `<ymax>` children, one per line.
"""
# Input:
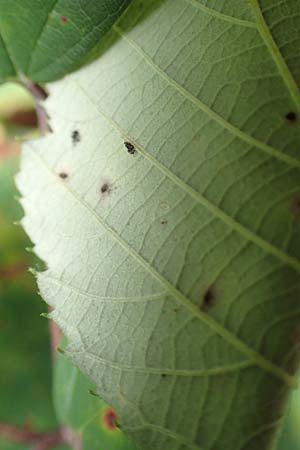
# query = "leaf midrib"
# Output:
<box><xmin>25</xmin><ymin>147</ymin><xmax>297</xmax><ymax>388</ymax></box>
<box><xmin>249</xmin><ymin>0</ymin><xmax>300</xmax><ymax>109</ymax></box>
<box><xmin>70</xmin><ymin>350</ymin><xmax>254</xmax><ymax>377</ymax></box>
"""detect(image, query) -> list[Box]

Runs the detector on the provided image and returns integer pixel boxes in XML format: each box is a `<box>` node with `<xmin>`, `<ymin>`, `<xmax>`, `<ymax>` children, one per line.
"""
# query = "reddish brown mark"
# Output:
<box><xmin>103</xmin><ymin>408</ymin><xmax>118</xmax><ymax>431</ymax></box>
<box><xmin>290</xmin><ymin>197</ymin><xmax>300</xmax><ymax>217</ymax></box>
<box><xmin>61</xmin><ymin>16</ymin><xmax>68</xmax><ymax>24</ymax></box>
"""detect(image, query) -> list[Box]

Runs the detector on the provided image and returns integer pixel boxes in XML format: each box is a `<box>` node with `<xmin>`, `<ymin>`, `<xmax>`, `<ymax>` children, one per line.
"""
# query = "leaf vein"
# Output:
<box><xmin>185</xmin><ymin>0</ymin><xmax>257</xmax><ymax>28</ymax></box>
<box><xmin>249</xmin><ymin>0</ymin><xmax>300</xmax><ymax>108</ymax></box>
<box><xmin>78</xmin><ymin>351</ymin><xmax>254</xmax><ymax>377</ymax></box>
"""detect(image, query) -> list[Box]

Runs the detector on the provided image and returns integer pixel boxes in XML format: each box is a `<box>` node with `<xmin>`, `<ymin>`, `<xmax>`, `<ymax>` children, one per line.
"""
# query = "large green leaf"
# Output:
<box><xmin>17</xmin><ymin>1</ymin><xmax>300</xmax><ymax>449</ymax></box>
<box><xmin>0</xmin><ymin>0</ymin><xmax>131</xmax><ymax>83</ymax></box>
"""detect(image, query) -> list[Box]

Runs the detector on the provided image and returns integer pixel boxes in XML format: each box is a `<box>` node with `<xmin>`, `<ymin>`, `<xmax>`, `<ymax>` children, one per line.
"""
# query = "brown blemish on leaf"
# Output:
<box><xmin>102</xmin><ymin>408</ymin><xmax>118</xmax><ymax>431</ymax></box>
<box><xmin>58</xmin><ymin>172</ymin><xmax>69</xmax><ymax>180</ymax></box>
<box><xmin>101</xmin><ymin>183</ymin><xmax>110</xmax><ymax>193</ymax></box>
<box><xmin>201</xmin><ymin>286</ymin><xmax>216</xmax><ymax>312</ymax></box>
<box><xmin>285</xmin><ymin>111</ymin><xmax>298</xmax><ymax>123</ymax></box>
<box><xmin>290</xmin><ymin>197</ymin><xmax>300</xmax><ymax>217</ymax></box>
<box><xmin>160</xmin><ymin>219</ymin><xmax>168</xmax><ymax>225</ymax></box>
<box><xmin>71</xmin><ymin>130</ymin><xmax>81</xmax><ymax>145</ymax></box>
<box><xmin>61</xmin><ymin>16</ymin><xmax>68</xmax><ymax>24</ymax></box>
<box><xmin>100</xmin><ymin>178</ymin><xmax>115</xmax><ymax>197</ymax></box>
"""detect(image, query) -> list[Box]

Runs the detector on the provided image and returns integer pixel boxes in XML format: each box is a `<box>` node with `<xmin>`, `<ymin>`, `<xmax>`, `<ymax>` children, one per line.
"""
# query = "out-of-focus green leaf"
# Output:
<box><xmin>54</xmin><ymin>339</ymin><xmax>138</xmax><ymax>450</ymax></box>
<box><xmin>0</xmin><ymin>156</ymin><xmax>56</xmax><ymax>431</ymax></box>
<box><xmin>0</xmin><ymin>439</ymin><xmax>28</xmax><ymax>450</ymax></box>
<box><xmin>0</xmin><ymin>0</ymin><xmax>132</xmax><ymax>83</ymax></box>
<box><xmin>0</xmin><ymin>82</ymin><xmax>37</xmax><ymax>139</ymax></box>
<box><xmin>0</xmin><ymin>83</ymin><xmax>34</xmax><ymax>120</ymax></box>
<box><xmin>0</xmin><ymin>439</ymin><xmax>69</xmax><ymax>450</ymax></box>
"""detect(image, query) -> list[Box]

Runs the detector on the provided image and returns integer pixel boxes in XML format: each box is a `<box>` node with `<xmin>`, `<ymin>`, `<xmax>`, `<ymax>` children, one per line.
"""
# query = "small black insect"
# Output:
<box><xmin>124</xmin><ymin>141</ymin><xmax>136</xmax><ymax>155</ymax></box>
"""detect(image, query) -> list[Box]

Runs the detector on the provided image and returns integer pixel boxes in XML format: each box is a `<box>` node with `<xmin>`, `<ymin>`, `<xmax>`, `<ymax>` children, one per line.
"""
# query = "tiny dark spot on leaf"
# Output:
<box><xmin>285</xmin><ymin>111</ymin><xmax>298</xmax><ymax>123</ymax></box>
<box><xmin>101</xmin><ymin>183</ymin><xmax>110</xmax><ymax>193</ymax></box>
<box><xmin>71</xmin><ymin>130</ymin><xmax>81</xmax><ymax>144</ymax></box>
<box><xmin>161</xmin><ymin>374</ymin><xmax>167</xmax><ymax>378</ymax></box>
<box><xmin>160</xmin><ymin>219</ymin><xmax>168</xmax><ymax>225</ymax></box>
<box><xmin>201</xmin><ymin>287</ymin><xmax>216</xmax><ymax>312</ymax></box>
<box><xmin>99</xmin><ymin>178</ymin><xmax>115</xmax><ymax>205</ymax></box>
<box><xmin>124</xmin><ymin>141</ymin><xmax>136</xmax><ymax>155</ymax></box>
<box><xmin>59</xmin><ymin>172</ymin><xmax>68</xmax><ymax>180</ymax></box>
<box><xmin>61</xmin><ymin>16</ymin><xmax>68</xmax><ymax>24</ymax></box>
<box><xmin>102</xmin><ymin>408</ymin><xmax>118</xmax><ymax>431</ymax></box>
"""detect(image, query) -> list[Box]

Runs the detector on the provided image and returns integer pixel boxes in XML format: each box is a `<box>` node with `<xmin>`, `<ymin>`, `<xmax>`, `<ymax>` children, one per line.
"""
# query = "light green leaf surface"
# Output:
<box><xmin>0</xmin><ymin>0</ymin><xmax>132</xmax><ymax>83</ymax></box>
<box><xmin>54</xmin><ymin>339</ymin><xmax>139</xmax><ymax>450</ymax></box>
<box><xmin>17</xmin><ymin>1</ymin><xmax>300</xmax><ymax>449</ymax></box>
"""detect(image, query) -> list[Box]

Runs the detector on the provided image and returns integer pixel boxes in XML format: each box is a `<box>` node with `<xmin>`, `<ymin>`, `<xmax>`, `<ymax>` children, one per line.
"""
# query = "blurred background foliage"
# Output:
<box><xmin>0</xmin><ymin>82</ymin><xmax>298</xmax><ymax>450</ymax></box>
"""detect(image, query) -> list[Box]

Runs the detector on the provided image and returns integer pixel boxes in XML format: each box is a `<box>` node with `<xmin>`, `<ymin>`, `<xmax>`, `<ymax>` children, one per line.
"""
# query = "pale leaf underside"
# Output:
<box><xmin>17</xmin><ymin>1</ymin><xmax>300</xmax><ymax>449</ymax></box>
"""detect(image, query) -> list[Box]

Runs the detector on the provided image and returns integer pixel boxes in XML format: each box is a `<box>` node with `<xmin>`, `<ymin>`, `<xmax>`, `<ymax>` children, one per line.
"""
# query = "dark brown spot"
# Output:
<box><xmin>71</xmin><ymin>130</ymin><xmax>81</xmax><ymax>144</ymax></box>
<box><xmin>161</xmin><ymin>373</ymin><xmax>167</xmax><ymax>378</ymax></box>
<box><xmin>102</xmin><ymin>408</ymin><xmax>118</xmax><ymax>431</ymax></box>
<box><xmin>160</xmin><ymin>219</ymin><xmax>168</xmax><ymax>225</ymax></box>
<box><xmin>124</xmin><ymin>141</ymin><xmax>136</xmax><ymax>155</ymax></box>
<box><xmin>201</xmin><ymin>287</ymin><xmax>216</xmax><ymax>312</ymax></box>
<box><xmin>285</xmin><ymin>111</ymin><xmax>298</xmax><ymax>123</ymax></box>
<box><xmin>101</xmin><ymin>183</ymin><xmax>109</xmax><ymax>193</ymax></box>
<box><xmin>59</xmin><ymin>172</ymin><xmax>68</xmax><ymax>180</ymax></box>
<box><xmin>61</xmin><ymin>16</ymin><xmax>68</xmax><ymax>24</ymax></box>
<box><xmin>290</xmin><ymin>197</ymin><xmax>300</xmax><ymax>216</ymax></box>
